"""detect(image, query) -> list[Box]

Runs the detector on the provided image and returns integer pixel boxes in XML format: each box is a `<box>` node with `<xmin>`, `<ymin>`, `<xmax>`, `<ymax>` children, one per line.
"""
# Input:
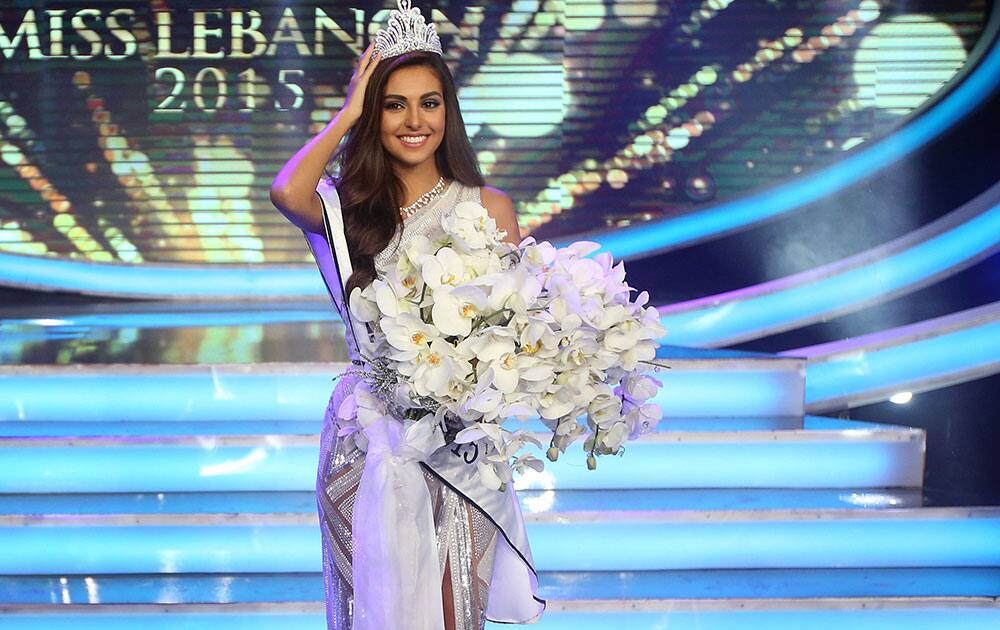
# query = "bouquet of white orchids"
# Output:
<box><xmin>337</xmin><ymin>200</ymin><xmax>668</xmax><ymax>491</ymax></box>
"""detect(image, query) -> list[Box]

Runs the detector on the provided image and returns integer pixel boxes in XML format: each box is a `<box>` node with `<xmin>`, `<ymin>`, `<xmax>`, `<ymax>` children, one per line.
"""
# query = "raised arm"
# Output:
<box><xmin>269</xmin><ymin>114</ymin><xmax>354</xmax><ymax>234</ymax></box>
<box><xmin>269</xmin><ymin>42</ymin><xmax>381</xmax><ymax>234</ymax></box>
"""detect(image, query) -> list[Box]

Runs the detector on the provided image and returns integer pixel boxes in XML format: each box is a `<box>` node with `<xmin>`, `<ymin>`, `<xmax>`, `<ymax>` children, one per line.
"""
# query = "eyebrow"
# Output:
<box><xmin>383</xmin><ymin>91</ymin><xmax>442</xmax><ymax>100</ymax></box>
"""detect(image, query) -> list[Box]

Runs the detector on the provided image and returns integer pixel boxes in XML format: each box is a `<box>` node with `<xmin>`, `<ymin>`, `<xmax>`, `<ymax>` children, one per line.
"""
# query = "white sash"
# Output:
<box><xmin>316</xmin><ymin>181</ymin><xmax>362</xmax><ymax>359</ymax></box>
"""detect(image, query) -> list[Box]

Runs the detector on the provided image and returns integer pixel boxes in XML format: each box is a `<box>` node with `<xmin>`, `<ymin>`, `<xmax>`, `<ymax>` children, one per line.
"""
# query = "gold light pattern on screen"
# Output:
<box><xmin>0</xmin><ymin>101</ymin><xmax>118</xmax><ymax>260</ymax></box>
<box><xmin>0</xmin><ymin>0</ymin><xmax>988</xmax><ymax>265</ymax></box>
<box><xmin>519</xmin><ymin>1</ymin><xmax>889</xmax><ymax>228</ymax></box>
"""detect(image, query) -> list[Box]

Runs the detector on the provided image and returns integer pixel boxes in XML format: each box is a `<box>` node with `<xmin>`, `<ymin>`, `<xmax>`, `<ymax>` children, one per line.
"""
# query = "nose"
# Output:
<box><xmin>405</xmin><ymin>105</ymin><xmax>421</xmax><ymax>129</ymax></box>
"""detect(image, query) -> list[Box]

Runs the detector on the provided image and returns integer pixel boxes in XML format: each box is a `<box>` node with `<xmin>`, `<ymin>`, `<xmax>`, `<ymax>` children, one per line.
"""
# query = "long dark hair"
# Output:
<box><xmin>323</xmin><ymin>51</ymin><xmax>484</xmax><ymax>297</ymax></box>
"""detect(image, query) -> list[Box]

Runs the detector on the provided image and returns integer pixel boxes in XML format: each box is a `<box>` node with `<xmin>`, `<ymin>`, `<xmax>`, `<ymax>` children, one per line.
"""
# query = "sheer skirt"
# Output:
<box><xmin>316</xmin><ymin>373</ymin><xmax>501</xmax><ymax>630</ymax></box>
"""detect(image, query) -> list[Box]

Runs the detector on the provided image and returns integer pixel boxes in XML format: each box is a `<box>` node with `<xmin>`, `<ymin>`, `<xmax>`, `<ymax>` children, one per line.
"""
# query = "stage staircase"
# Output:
<box><xmin>0</xmin><ymin>342</ymin><xmax>997</xmax><ymax>628</ymax></box>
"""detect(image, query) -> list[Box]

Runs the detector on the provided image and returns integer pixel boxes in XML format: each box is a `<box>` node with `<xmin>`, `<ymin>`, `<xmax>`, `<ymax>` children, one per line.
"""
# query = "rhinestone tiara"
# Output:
<box><xmin>374</xmin><ymin>0</ymin><xmax>443</xmax><ymax>59</ymax></box>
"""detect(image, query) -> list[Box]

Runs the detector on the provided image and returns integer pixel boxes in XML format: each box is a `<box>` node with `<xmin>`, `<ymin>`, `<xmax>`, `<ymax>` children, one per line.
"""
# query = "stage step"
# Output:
<box><xmin>0</xmin><ymin>417</ymin><xmax>924</xmax><ymax>492</ymax></box>
<box><xmin>1</xmin><ymin>507</ymin><xmax>997</xmax><ymax>574</ymax></box>
<box><xmin>0</xmin><ymin>414</ymin><xmax>905</xmax><ymax>438</ymax></box>
<box><xmin>1</xmin><ymin>568</ymin><xmax>998</xmax><ymax>604</ymax></box>
<box><xmin>0</xmin><ymin>416</ymin><xmax>828</xmax><ymax>438</ymax></box>
<box><xmin>0</xmin><ymin>346</ymin><xmax>805</xmax><ymax>422</ymax></box>
<box><xmin>0</xmin><ymin>600</ymin><xmax>997</xmax><ymax>629</ymax></box>
<box><xmin>0</xmin><ymin>487</ymin><xmax>924</xmax><ymax>516</ymax></box>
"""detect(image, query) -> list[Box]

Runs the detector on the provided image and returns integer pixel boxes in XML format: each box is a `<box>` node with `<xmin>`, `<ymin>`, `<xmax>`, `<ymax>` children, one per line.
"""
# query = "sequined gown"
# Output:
<box><xmin>302</xmin><ymin>178</ymin><xmax>547</xmax><ymax>629</ymax></box>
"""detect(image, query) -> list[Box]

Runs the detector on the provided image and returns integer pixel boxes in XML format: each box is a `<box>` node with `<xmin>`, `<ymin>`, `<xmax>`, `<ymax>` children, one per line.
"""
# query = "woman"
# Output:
<box><xmin>269</xmin><ymin>37</ymin><xmax>545</xmax><ymax>630</ymax></box>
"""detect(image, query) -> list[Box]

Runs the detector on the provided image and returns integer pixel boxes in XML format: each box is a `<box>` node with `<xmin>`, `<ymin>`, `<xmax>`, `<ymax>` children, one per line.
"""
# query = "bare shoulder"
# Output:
<box><xmin>480</xmin><ymin>185</ymin><xmax>514</xmax><ymax>210</ymax></box>
<box><xmin>479</xmin><ymin>185</ymin><xmax>521</xmax><ymax>244</ymax></box>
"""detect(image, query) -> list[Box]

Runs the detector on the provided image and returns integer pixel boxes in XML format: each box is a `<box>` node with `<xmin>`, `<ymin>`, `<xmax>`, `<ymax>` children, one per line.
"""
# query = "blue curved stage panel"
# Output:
<box><xmin>657</xmin><ymin>184</ymin><xmax>1000</xmax><ymax>347</ymax></box>
<box><xmin>0</xmin><ymin>255</ymin><xmax>330</xmax><ymax>300</ymax></box>
<box><xmin>797</xmin><ymin>304</ymin><xmax>1000</xmax><ymax>412</ymax></box>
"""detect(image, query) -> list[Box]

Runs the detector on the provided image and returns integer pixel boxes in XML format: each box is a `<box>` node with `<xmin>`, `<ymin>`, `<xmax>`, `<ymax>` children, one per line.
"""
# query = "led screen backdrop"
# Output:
<box><xmin>0</xmin><ymin>0</ymin><xmax>992</xmax><ymax>269</ymax></box>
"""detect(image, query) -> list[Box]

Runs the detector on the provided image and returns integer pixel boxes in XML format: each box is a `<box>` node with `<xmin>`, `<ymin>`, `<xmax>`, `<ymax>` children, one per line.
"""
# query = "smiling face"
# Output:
<box><xmin>380</xmin><ymin>64</ymin><xmax>447</xmax><ymax>171</ymax></box>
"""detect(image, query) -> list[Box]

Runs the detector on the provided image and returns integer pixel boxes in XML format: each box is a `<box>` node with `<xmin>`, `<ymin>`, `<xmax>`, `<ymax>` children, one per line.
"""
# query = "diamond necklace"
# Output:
<box><xmin>400</xmin><ymin>176</ymin><xmax>447</xmax><ymax>220</ymax></box>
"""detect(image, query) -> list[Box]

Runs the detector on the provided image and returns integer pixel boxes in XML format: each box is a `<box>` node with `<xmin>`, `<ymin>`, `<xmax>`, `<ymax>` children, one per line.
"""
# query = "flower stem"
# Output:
<box><xmin>419</xmin><ymin>282</ymin><xmax>430</xmax><ymax>323</ymax></box>
<box><xmin>637</xmin><ymin>359</ymin><xmax>672</xmax><ymax>370</ymax></box>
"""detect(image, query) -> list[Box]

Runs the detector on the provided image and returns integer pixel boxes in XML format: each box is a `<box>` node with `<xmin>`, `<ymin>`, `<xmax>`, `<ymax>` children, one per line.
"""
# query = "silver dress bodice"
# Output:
<box><xmin>374</xmin><ymin>179</ymin><xmax>481</xmax><ymax>271</ymax></box>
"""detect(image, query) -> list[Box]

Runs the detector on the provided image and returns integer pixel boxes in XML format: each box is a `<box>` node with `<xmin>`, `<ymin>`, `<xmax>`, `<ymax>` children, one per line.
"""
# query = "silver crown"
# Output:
<box><xmin>374</xmin><ymin>0</ymin><xmax>443</xmax><ymax>59</ymax></box>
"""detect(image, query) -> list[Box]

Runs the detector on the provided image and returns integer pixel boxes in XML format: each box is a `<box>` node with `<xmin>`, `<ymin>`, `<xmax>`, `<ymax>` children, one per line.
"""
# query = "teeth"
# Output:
<box><xmin>401</xmin><ymin>135</ymin><xmax>429</xmax><ymax>143</ymax></box>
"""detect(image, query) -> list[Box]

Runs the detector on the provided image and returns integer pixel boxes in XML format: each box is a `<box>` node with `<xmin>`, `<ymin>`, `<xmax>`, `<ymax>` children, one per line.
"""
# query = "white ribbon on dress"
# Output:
<box><xmin>349</xmin><ymin>385</ymin><xmax>447</xmax><ymax>630</ymax></box>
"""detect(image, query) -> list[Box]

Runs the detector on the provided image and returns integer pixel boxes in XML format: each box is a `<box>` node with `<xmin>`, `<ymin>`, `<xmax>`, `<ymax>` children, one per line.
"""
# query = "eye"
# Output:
<box><xmin>384</xmin><ymin>100</ymin><xmax>440</xmax><ymax>111</ymax></box>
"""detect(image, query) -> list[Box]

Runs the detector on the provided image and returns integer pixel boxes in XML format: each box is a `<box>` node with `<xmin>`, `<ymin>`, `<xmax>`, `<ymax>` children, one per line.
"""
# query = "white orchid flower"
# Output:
<box><xmin>463</xmin><ymin>330</ymin><xmax>520</xmax><ymax>392</ymax></box>
<box><xmin>550</xmin><ymin>419</ymin><xmax>586</xmax><ymax>451</ymax></box>
<box><xmin>421</xmin><ymin>247</ymin><xmax>466</xmax><ymax>290</ymax></box>
<box><xmin>487</xmin><ymin>269</ymin><xmax>542</xmax><ymax>315</ymax></box>
<box><xmin>563</xmin><ymin>240</ymin><xmax>602</xmax><ymax>258</ymax></box>
<box><xmin>476</xmin><ymin>460</ymin><xmax>505</xmax><ymax>491</ymax></box>
<box><xmin>514</xmin><ymin>354</ymin><xmax>555</xmax><ymax>384</ymax></box>
<box><xmin>545</xmin><ymin>297</ymin><xmax>571</xmax><ymax>327</ymax></box>
<box><xmin>455</xmin><ymin>424</ymin><xmax>520</xmax><ymax>492</ymax></box>
<box><xmin>561</xmin><ymin>336</ymin><xmax>600</xmax><ymax>369</ymax></box>
<box><xmin>518</xmin><ymin>321</ymin><xmax>557</xmax><ymax>359</ymax></box>
<box><xmin>538</xmin><ymin>390</ymin><xmax>576</xmax><ymax>420</ymax></box>
<box><xmin>512</xmin><ymin>453</ymin><xmax>545</xmax><ymax>475</ymax></box>
<box><xmin>623</xmin><ymin>373</ymin><xmax>662</xmax><ymax>403</ymax></box>
<box><xmin>518</xmin><ymin>237</ymin><xmax>556</xmax><ymax>269</ymax></box>
<box><xmin>624</xmin><ymin>401</ymin><xmax>663</xmax><ymax>439</ymax></box>
<box><xmin>620</xmin><ymin>338</ymin><xmax>658</xmax><ymax>371</ymax></box>
<box><xmin>588</xmin><ymin>393</ymin><xmax>624</xmax><ymax>429</ymax></box>
<box><xmin>480</xmin><ymin>356</ymin><xmax>522</xmax><ymax>394</ymax></box>
<box><xmin>564</xmin><ymin>257</ymin><xmax>605</xmax><ymax>295</ymax></box>
<box><xmin>349</xmin><ymin>285</ymin><xmax>380</xmax><ymax>323</ymax></box>
<box><xmin>500</xmin><ymin>397</ymin><xmax>537</xmax><ymax>421</ymax></box>
<box><xmin>463</xmin><ymin>328</ymin><xmax>550</xmax><ymax>395</ymax></box>
<box><xmin>464</xmin><ymin>246</ymin><xmax>504</xmax><ymax>278</ymax></box>
<box><xmin>373</xmin><ymin>278</ymin><xmax>416</xmax><ymax>318</ymax></box>
<box><xmin>641</xmin><ymin>305</ymin><xmax>668</xmax><ymax>338</ymax></box>
<box><xmin>384</xmin><ymin>264</ymin><xmax>424</xmax><ymax>303</ymax></box>
<box><xmin>588</xmin><ymin>302</ymin><xmax>629</xmax><ymax>331</ymax></box>
<box><xmin>462</xmin><ymin>327</ymin><xmax>517</xmax><ymax>362</ymax></box>
<box><xmin>445</xmin><ymin>201</ymin><xmax>505</xmax><ymax>251</ymax></box>
<box><xmin>405</xmin><ymin>338</ymin><xmax>470</xmax><ymax>399</ymax></box>
<box><xmin>353</xmin><ymin>384</ymin><xmax>389</xmax><ymax>429</ymax></box>
<box><xmin>445</xmin><ymin>378</ymin><xmax>473</xmax><ymax>408</ymax></box>
<box><xmin>462</xmin><ymin>386</ymin><xmax>504</xmax><ymax>423</ymax></box>
<box><xmin>381</xmin><ymin>312</ymin><xmax>438</xmax><ymax>362</ymax></box>
<box><xmin>605</xmin><ymin>319</ymin><xmax>644</xmax><ymax>353</ymax></box>
<box><xmin>432</xmin><ymin>284</ymin><xmax>489</xmax><ymax>338</ymax></box>
<box><xmin>507</xmin><ymin>429</ymin><xmax>544</xmax><ymax>449</ymax></box>
<box><xmin>601</xmin><ymin>420</ymin><xmax>629</xmax><ymax>450</ymax></box>
<box><xmin>588</xmin><ymin>252</ymin><xmax>630</xmax><ymax>300</ymax></box>
<box><xmin>554</xmin><ymin>366</ymin><xmax>590</xmax><ymax>394</ymax></box>
<box><xmin>455</xmin><ymin>201</ymin><xmax>506</xmax><ymax>243</ymax></box>
<box><xmin>397</xmin><ymin>234</ymin><xmax>434</xmax><ymax>275</ymax></box>
<box><xmin>454</xmin><ymin>421</ymin><xmax>505</xmax><ymax>445</ymax></box>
